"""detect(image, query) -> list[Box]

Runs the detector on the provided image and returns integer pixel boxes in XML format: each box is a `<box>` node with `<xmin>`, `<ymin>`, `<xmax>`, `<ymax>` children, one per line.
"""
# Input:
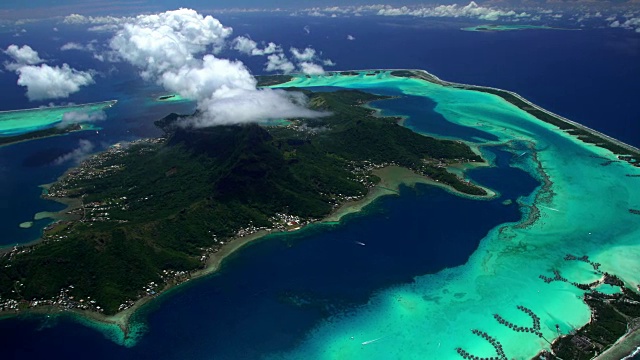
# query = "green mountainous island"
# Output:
<box><xmin>0</xmin><ymin>85</ymin><xmax>486</xmax><ymax>318</ymax></box>
<box><xmin>1</xmin><ymin>71</ymin><xmax>640</xmax><ymax>359</ymax></box>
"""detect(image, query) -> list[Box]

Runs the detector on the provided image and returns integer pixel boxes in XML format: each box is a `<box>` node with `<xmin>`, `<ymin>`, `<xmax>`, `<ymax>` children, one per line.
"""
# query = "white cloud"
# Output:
<box><xmin>58</xmin><ymin>110</ymin><xmax>107</xmax><ymax>127</ymax></box>
<box><xmin>377</xmin><ymin>2</ymin><xmax>518</xmax><ymax>21</ymax></box>
<box><xmin>610</xmin><ymin>17</ymin><xmax>640</xmax><ymax>32</ymax></box>
<box><xmin>299</xmin><ymin>62</ymin><xmax>325</xmax><ymax>75</ymax></box>
<box><xmin>289</xmin><ymin>47</ymin><xmax>329</xmax><ymax>74</ymax></box>
<box><xmin>323</xmin><ymin>59</ymin><xmax>336</xmax><ymax>66</ymax></box>
<box><xmin>186</xmin><ymin>88</ymin><xmax>328</xmax><ymax>127</ymax></box>
<box><xmin>88</xmin><ymin>24</ymin><xmax>122</xmax><ymax>32</ymax></box>
<box><xmin>61</xmin><ymin>40</ymin><xmax>100</xmax><ymax>53</ymax></box>
<box><xmin>308</xmin><ymin>11</ymin><xmax>326</xmax><ymax>17</ymax></box>
<box><xmin>303</xmin><ymin>25</ymin><xmax>311</xmax><ymax>34</ymax></box>
<box><xmin>3</xmin><ymin>45</ymin><xmax>44</xmax><ymax>66</ymax></box>
<box><xmin>54</xmin><ymin>140</ymin><xmax>94</xmax><ymax>165</ymax></box>
<box><xmin>290</xmin><ymin>47</ymin><xmax>317</xmax><ymax>62</ymax></box>
<box><xmin>347</xmin><ymin>35</ymin><xmax>356</xmax><ymax>40</ymax></box>
<box><xmin>265</xmin><ymin>53</ymin><xmax>295</xmax><ymax>74</ymax></box>
<box><xmin>14</xmin><ymin>64</ymin><xmax>95</xmax><ymax>101</ymax></box>
<box><xmin>109</xmin><ymin>8</ymin><xmax>232</xmax><ymax>80</ymax></box>
<box><xmin>3</xmin><ymin>45</ymin><xmax>94</xmax><ymax>101</ymax></box>
<box><xmin>232</xmin><ymin>36</ymin><xmax>279</xmax><ymax>56</ymax></box>
<box><xmin>63</xmin><ymin>14</ymin><xmax>129</xmax><ymax>26</ymax></box>
<box><xmin>109</xmin><ymin>9</ymin><xmax>326</xmax><ymax>126</ymax></box>
<box><xmin>60</xmin><ymin>42</ymin><xmax>85</xmax><ymax>51</ymax></box>
<box><xmin>298</xmin><ymin>2</ymin><xmax>526</xmax><ymax>22</ymax></box>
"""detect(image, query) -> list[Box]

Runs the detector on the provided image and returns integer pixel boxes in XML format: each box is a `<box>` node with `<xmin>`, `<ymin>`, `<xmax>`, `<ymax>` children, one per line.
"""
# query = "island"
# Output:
<box><xmin>1</xmin><ymin>70</ymin><xmax>639</xmax><ymax>359</ymax></box>
<box><xmin>0</xmin><ymin>87</ymin><xmax>486</xmax><ymax>330</ymax></box>
<box><xmin>460</xmin><ymin>24</ymin><xmax>574</xmax><ymax>32</ymax></box>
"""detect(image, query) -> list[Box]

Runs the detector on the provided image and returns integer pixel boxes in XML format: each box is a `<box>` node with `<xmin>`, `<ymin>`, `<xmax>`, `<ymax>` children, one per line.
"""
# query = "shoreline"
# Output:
<box><xmin>409</xmin><ymin>69</ymin><xmax>640</xmax><ymax>157</ymax></box>
<box><xmin>0</xmin><ymin>99</ymin><xmax>118</xmax><ymax>115</ymax></box>
<box><xmin>0</xmin><ymin>161</ymin><xmax>495</xmax><ymax>341</ymax></box>
<box><xmin>320</xmin><ymin>69</ymin><xmax>640</xmax><ymax>158</ymax></box>
<box><xmin>286</xmin><ymin>70</ymin><xmax>640</xmax><ymax>358</ymax></box>
<box><xmin>4</xmin><ymin>68</ymin><xmax>636</xmax><ymax>356</ymax></box>
<box><xmin>594</xmin><ymin>326</ymin><xmax>640</xmax><ymax>360</ymax></box>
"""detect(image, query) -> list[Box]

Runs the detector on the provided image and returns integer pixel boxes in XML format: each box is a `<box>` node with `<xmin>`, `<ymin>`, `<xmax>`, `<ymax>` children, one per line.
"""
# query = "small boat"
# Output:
<box><xmin>361</xmin><ymin>337</ymin><xmax>383</xmax><ymax>345</ymax></box>
<box><xmin>539</xmin><ymin>205</ymin><xmax>560</xmax><ymax>212</ymax></box>
<box><xmin>354</xmin><ymin>241</ymin><xmax>366</xmax><ymax>246</ymax></box>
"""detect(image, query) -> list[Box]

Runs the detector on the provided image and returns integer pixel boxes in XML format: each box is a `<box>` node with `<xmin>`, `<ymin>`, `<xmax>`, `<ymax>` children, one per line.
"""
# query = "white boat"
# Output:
<box><xmin>361</xmin><ymin>337</ymin><xmax>383</xmax><ymax>345</ymax></box>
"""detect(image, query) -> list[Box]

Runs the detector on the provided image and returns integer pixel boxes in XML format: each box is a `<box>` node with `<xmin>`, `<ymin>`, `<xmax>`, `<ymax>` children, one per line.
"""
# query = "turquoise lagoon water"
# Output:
<box><xmin>265</xmin><ymin>71</ymin><xmax>640</xmax><ymax>359</ymax></box>
<box><xmin>1</xmin><ymin>71</ymin><xmax>638</xmax><ymax>359</ymax></box>
<box><xmin>0</xmin><ymin>101</ymin><xmax>117</xmax><ymax>137</ymax></box>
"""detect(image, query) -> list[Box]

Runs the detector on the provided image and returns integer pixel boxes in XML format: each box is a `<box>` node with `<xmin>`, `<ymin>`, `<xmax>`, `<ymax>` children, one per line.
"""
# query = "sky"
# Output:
<box><xmin>0</xmin><ymin>0</ymin><xmax>635</xmax><ymax>20</ymax></box>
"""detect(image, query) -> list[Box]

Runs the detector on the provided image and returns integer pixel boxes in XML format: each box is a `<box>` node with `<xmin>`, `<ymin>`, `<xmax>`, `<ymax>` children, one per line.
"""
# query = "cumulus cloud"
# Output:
<box><xmin>109</xmin><ymin>9</ymin><xmax>327</xmax><ymax>126</ymax></box>
<box><xmin>323</xmin><ymin>59</ymin><xmax>336</xmax><ymax>66</ymax></box>
<box><xmin>265</xmin><ymin>53</ymin><xmax>295</xmax><ymax>74</ymax></box>
<box><xmin>14</xmin><ymin>64</ymin><xmax>95</xmax><ymax>101</ymax></box>
<box><xmin>4</xmin><ymin>45</ymin><xmax>94</xmax><ymax>101</ymax></box>
<box><xmin>299</xmin><ymin>62</ymin><xmax>325</xmax><ymax>75</ymax></box>
<box><xmin>54</xmin><ymin>140</ymin><xmax>94</xmax><ymax>165</ymax></box>
<box><xmin>289</xmin><ymin>47</ymin><xmax>333</xmax><ymax>74</ymax></box>
<box><xmin>58</xmin><ymin>110</ymin><xmax>107</xmax><ymax>127</ymax></box>
<box><xmin>290</xmin><ymin>47</ymin><xmax>317</xmax><ymax>62</ymax></box>
<box><xmin>63</xmin><ymin>14</ymin><xmax>129</xmax><ymax>26</ymax></box>
<box><xmin>60</xmin><ymin>42</ymin><xmax>85</xmax><ymax>51</ymax></box>
<box><xmin>61</xmin><ymin>40</ymin><xmax>100</xmax><ymax>54</ymax></box>
<box><xmin>109</xmin><ymin>8</ymin><xmax>232</xmax><ymax>80</ymax></box>
<box><xmin>377</xmin><ymin>2</ymin><xmax>519</xmax><ymax>21</ymax></box>
<box><xmin>186</xmin><ymin>88</ymin><xmax>328</xmax><ymax>126</ymax></box>
<box><xmin>295</xmin><ymin>2</ymin><xmax>530</xmax><ymax>22</ymax></box>
<box><xmin>610</xmin><ymin>17</ymin><xmax>640</xmax><ymax>32</ymax></box>
<box><xmin>347</xmin><ymin>35</ymin><xmax>356</xmax><ymax>40</ymax></box>
<box><xmin>3</xmin><ymin>45</ymin><xmax>44</xmax><ymax>67</ymax></box>
<box><xmin>232</xmin><ymin>36</ymin><xmax>279</xmax><ymax>56</ymax></box>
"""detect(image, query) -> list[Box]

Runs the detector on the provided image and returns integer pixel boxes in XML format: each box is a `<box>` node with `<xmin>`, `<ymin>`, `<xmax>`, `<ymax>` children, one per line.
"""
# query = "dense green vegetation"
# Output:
<box><xmin>256</xmin><ymin>75</ymin><xmax>293</xmax><ymax>87</ymax></box>
<box><xmin>550</xmin><ymin>288</ymin><xmax>640</xmax><ymax>359</ymax></box>
<box><xmin>0</xmin><ymin>124</ymin><xmax>81</xmax><ymax>146</ymax></box>
<box><xmin>0</xmin><ymin>88</ymin><xmax>483</xmax><ymax>314</ymax></box>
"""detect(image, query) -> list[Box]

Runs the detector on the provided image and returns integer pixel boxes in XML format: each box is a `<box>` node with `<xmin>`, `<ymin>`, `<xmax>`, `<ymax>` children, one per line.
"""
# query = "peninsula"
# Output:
<box><xmin>0</xmin><ymin>87</ymin><xmax>486</xmax><ymax>328</ymax></box>
<box><xmin>0</xmin><ymin>100</ymin><xmax>117</xmax><ymax>147</ymax></box>
<box><xmin>0</xmin><ymin>123</ymin><xmax>82</xmax><ymax>147</ymax></box>
<box><xmin>390</xmin><ymin>69</ymin><xmax>640</xmax><ymax>166</ymax></box>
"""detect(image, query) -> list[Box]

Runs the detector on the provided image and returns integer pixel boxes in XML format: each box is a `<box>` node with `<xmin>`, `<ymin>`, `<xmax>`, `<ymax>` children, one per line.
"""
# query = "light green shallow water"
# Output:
<box><xmin>0</xmin><ymin>100</ymin><xmax>116</xmax><ymax>137</ymax></box>
<box><xmin>268</xmin><ymin>72</ymin><xmax>640</xmax><ymax>359</ymax></box>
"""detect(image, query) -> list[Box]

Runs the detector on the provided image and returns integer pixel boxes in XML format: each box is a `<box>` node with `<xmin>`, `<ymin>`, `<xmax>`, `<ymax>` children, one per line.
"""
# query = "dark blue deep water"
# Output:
<box><xmin>1</xmin><ymin>146</ymin><xmax>538</xmax><ymax>359</ymax></box>
<box><xmin>0</xmin><ymin>13</ymin><xmax>638</xmax><ymax>359</ymax></box>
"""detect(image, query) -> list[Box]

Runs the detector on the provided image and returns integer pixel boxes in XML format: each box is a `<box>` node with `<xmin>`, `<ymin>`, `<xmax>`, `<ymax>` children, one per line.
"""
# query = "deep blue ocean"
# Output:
<box><xmin>0</xmin><ymin>14</ymin><xmax>639</xmax><ymax>359</ymax></box>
